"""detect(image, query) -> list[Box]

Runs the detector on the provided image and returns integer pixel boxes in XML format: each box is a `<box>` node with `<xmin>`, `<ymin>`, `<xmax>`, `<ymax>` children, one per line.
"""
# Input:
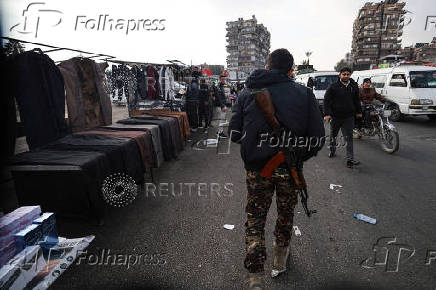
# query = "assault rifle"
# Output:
<box><xmin>252</xmin><ymin>88</ymin><xmax>316</xmax><ymax>217</ymax></box>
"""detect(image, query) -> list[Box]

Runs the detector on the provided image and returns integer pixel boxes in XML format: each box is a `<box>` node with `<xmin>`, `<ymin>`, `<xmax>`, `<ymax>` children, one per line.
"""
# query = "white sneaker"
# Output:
<box><xmin>271</xmin><ymin>241</ymin><xmax>290</xmax><ymax>278</ymax></box>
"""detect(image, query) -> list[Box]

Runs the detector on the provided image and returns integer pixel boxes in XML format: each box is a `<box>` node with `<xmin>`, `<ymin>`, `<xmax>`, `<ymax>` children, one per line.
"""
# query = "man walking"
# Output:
<box><xmin>198</xmin><ymin>79</ymin><xmax>211</xmax><ymax>129</ymax></box>
<box><xmin>185</xmin><ymin>75</ymin><xmax>201</xmax><ymax>132</ymax></box>
<box><xmin>229</xmin><ymin>48</ymin><xmax>324</xmax><ymax>289</ymax></box>
<box><xmin>214</xmin><ymin>75</ymin><xmax>228</xmax><ymax>138</ymax></box>
<box><xmin>323</xmin><ymin>67</ymin><xmax>362</xmax><ymax>168</ymax></box>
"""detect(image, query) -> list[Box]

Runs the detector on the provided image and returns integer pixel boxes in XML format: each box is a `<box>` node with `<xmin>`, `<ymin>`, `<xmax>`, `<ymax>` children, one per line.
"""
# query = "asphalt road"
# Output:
<box><xmin>52</xmin><ymin>113</ymin><xmax>436</xmax><ymax>290</ymax></box>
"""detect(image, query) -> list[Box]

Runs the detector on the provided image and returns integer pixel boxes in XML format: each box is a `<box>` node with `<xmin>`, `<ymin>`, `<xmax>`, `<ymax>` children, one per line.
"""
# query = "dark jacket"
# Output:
<box><xmin>214</xmin><ymin>83</ymin><xmax>226</xmax><ymax>108</ymax></box>
<box><xmin>199</xmin><ymin>83</ymin><xmax>210</xmax><ymax>102</ymax></box>
<box><xmin>229</xmin><ymin>69</ymin><xmax>325</xmax><ymax>171</ymax></box>
<box><xmin>359</xmin><ymin>87</ymin><xmax>385</xmax><ymax>104</ymax></box>
<box><xmin>186</xmin><ymin>81</ymin><xmax>200</xmax><ymax>100</ymax></box>
<box><xmin>324</xmin><ymin>79</ymin><xmax>362</xmax><ymax>118</ymax></box>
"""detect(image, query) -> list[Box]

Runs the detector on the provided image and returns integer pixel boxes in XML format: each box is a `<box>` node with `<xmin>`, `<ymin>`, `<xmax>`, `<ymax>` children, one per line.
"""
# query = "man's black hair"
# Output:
<box><xmin>363</xmin><ymin>77</ymin><xmax>371</xmax><ymax>83</ymax></box>
<box><xmin>267</xmin><ymin>48</ymin><xmax>294</xmax><ymax>73</ymax></box>
<box><xmin>339</xmin><ymin>67</ymin><xmax>352</xmax><ymax>74</ymax></box>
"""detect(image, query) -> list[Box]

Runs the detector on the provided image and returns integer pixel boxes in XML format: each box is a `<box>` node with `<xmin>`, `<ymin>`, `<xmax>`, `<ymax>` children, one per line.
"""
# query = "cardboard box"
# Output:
<box><xmin>14</xmin><ymin>224</ymin><xmax>43</xmax><ymax>251</ymax></box>
<box><xmin>0</xmin><ymin>206</ymin><xmax>41</xmax><ymax>238</ymax></box>
<box><xmin>0</xmin><ymin>245</ymin><xmax>46</xmax><ymax>290</ymax></box>
<box><xmin>0</xmin><ymin>206</ymin><xmax>41</xmax><ymax>267</ymax></box>
<box><xmin>0</xmin><ymin>240</ymin><xmax>18</xmax><ymax>269</ymax></box>
<box><xmin>32</xmin><ymin>213</ymin><xmax>58</xmax><ymax>246</ymax></box>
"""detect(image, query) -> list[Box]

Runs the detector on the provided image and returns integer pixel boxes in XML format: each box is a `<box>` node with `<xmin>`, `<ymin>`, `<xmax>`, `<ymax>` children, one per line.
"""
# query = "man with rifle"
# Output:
<box><xmin>229</xmin><ymin>48</ymin><xmax>325</xmax><ymax>289</ymax></box>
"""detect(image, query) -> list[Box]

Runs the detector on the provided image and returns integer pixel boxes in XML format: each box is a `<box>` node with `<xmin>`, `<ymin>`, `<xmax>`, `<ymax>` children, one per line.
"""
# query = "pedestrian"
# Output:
<box><xmin>323</xmin><ymin>67</ymin><xmax>362</xmax><ymax>168</ymax></box>
<box><xmin>229</xmin><ymin>48</ymin><xmax>324</xmax><ymax>289</ymax></box>
<box><xmin>230</xmin><ymin>85</ymin><xmax>238</xmax><ymax>106</ymax></box>
<box><xmin>214</xmin><ymin>75</ymin><xmax>228</xmax><ymax>138</ymax></box>
<box><xmin>185</xmin><ymin>75</ymin><xmax>201</xmax><ymax>132</ymax></box>
<box><xmin>198</xmin><ymin>78</ymin><xmax>211</xmax><ymax>129</ymax></box>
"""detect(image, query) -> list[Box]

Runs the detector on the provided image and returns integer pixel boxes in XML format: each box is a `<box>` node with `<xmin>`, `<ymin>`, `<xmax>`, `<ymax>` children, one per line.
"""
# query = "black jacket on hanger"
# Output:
<box><xmin>11</xmin><ymin>49</ymin><xmax>69</xmax><ymax>150</ymax></box>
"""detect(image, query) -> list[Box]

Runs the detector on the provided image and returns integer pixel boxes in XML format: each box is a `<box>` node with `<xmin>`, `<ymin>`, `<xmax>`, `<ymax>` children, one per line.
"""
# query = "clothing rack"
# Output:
<box><xmin>2</xmin><ymin>37</ymin><xmax>186</xmax><ymax>113</ymax></box>
<box><xmin>0</xmin><ymin>36</ymin><xmax>116</xmax><ymax>62</ymax></box>
<box><xmin>108</xmin><ymin>59</ymin><xmax>178</xmax><ymax>68</ymax></box>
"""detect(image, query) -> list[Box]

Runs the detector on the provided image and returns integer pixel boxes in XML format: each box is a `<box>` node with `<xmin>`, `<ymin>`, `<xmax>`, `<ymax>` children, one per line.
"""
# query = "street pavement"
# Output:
<box><xmin>52</xmin><ymin>110</ymin><xmax>436</xmax><ymax>290</ymax></box>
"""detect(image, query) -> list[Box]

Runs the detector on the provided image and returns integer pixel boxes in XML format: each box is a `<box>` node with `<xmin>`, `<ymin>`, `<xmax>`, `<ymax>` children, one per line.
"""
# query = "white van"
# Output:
<box><xmin>295</xmin><ymin>71</ymin><xmax>338</xmax><ymax>112</ymax></box>
<box><xmin>351</xmin><ymin>65</ymin><xmax>436</xmax><ymax>121</ymax></box>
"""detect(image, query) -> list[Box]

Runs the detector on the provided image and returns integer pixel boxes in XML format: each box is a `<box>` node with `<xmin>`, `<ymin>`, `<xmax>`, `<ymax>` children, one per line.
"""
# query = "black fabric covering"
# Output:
<box><xmin>10</xmin><ymin>49</ymin><xmax>69</xmax><ymax>149</ymax></box>
<box><xmin>153</xmin><ymin>115</ymin><xmax>183</xmax><ymax>154</ymax></box>
<box><xmin>9</xmin><ymin>134</ymin><xmax>145</xmax><ymax>217</ymax></box>
<box><xmin>0</xmin><ymin>56</ymin><xmax>16</xmax><ymax>171</ymax></box>
<box><xmin>118</xmin><ymin>117</ymin><xmax>175</xmax><ymax>160</ymax></box>
<box><xmin>10</xmin><ymin>150</ymin><xmax>111</xmax><ymax>217</ymax></box>
<box><xmin>42</xmin><ymin>134</ymin><xmax>144</xmax><ymax>181</ymax></box>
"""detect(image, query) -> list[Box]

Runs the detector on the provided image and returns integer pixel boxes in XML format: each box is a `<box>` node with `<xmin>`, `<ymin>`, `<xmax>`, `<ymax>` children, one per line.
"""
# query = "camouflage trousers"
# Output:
<box><xmin>244</xmin><ymin>168</ymin><xmax>298</xmax><ymax>273</ymax></box>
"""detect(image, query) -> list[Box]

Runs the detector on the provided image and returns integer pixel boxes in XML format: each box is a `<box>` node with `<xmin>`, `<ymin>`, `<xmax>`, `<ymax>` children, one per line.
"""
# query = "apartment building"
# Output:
<box><xmin>225</xmin><ymin>15</ymin><xmax>270</xmax><ymax>76</ymax></box>
<box><xmin>351</xmin><ymin>0</ymin><xmax>406</xmax><ymax>70</ymax></box>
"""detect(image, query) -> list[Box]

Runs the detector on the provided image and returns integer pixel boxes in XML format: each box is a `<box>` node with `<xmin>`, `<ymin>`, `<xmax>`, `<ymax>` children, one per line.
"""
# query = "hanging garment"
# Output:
<box><xmin>58</xmin><ymin>58</ymin><xmax>112</xmax><ymax>132</ymax></box>
<box><xmin>137</xmin><ymin>65</ymin><xmax>147</xmax><ymax>100</ymax></box>
<box><xmin>78</xmin><ymin>128</ymin><xmax>153</xmax><ymax>173</ymax></box>
<box><xmin>118</xmin><ymin>117</ymin><xmax>174</xmax><ymax>160</ymax></box>
<box><xmin>146</xmin><ymin>65</ymin><xmax>161</xmax><ymax>100</ymax></box>
<box><xmin>159</xmin><ymin>66</ymin><xmax>168</xmax><ymax>100</ymax></box>
<box><xmin>167</xmin><ymin>67</ymin><xmax>175</xmax><ymax>101</ymax></box>
<box><xmin>103</xmin><ymin>123</ymin><xmax>164</xmax><ymax>168</ymax></box>
<box><xmin>126</xmin><ymin>67</ymin><xmax>137</xmax><ymax>112</ymax></box>
<box><xmin>10</xmin><ymin>49</ymin><xmax>69</xmax><ymax>150</ymax></box>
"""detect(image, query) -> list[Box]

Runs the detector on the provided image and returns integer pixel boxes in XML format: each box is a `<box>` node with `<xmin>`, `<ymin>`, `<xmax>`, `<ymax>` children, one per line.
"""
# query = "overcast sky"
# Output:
<box><xmin>1</xmin><ymin>0</ymin><xmax>436</xmax><ymax>70</ymax></box>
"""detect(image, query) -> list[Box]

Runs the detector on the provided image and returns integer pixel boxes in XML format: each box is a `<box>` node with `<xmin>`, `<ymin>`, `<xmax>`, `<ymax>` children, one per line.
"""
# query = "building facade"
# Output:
<box><xmin>351</xmin><ymin>1</ymin><xmax>406</xmax><ymax>70</ymax></box>
<box><xmin>226</xmin><ymin>15</ymin><xmax>270</xmax><ymax>77</ymax></box>
<box><xmin>414</xmin><ymin>37</ymin><xmax>436</xmax><ymax>62</ymax></box>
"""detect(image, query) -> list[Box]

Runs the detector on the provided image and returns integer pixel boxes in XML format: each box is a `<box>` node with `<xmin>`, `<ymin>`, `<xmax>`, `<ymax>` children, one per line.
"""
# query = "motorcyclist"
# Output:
<box><xmin>359</xmin><ymin>78</ymin><xmax>386</xmax><ymax>104</ymax></box>
<box><xmin>357</xmin><ymin>78</ymin><xmax>386</xmax><ymax>135</ymax></box>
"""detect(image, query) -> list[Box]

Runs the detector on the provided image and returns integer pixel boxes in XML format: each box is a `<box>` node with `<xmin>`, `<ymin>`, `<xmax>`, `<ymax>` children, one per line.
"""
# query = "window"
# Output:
<box><xmin>410</xmin><ymin>71</ymin><xmax>436</xmax><ymax>88</ymax></box>
<box><xmin>389</xmin><ymin>74</ymin><xmax>407</xmax><ymax>87</ymax></box>
<box><xmin>372</xmin><ymin>75</ymin><xmax>387</xmax><ymax>88</ymax></box>
<box><xmin>314</xmin><ymin>75</ymin><xmax>339</xmax><ymax>90</ymax></box>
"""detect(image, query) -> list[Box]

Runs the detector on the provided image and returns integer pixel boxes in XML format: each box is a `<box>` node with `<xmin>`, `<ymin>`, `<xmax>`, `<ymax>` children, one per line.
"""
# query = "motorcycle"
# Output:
<box><xmin>353</xmin><ymin>103</ymin><xmax>399</xmax><ymax>154</ymax></box>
